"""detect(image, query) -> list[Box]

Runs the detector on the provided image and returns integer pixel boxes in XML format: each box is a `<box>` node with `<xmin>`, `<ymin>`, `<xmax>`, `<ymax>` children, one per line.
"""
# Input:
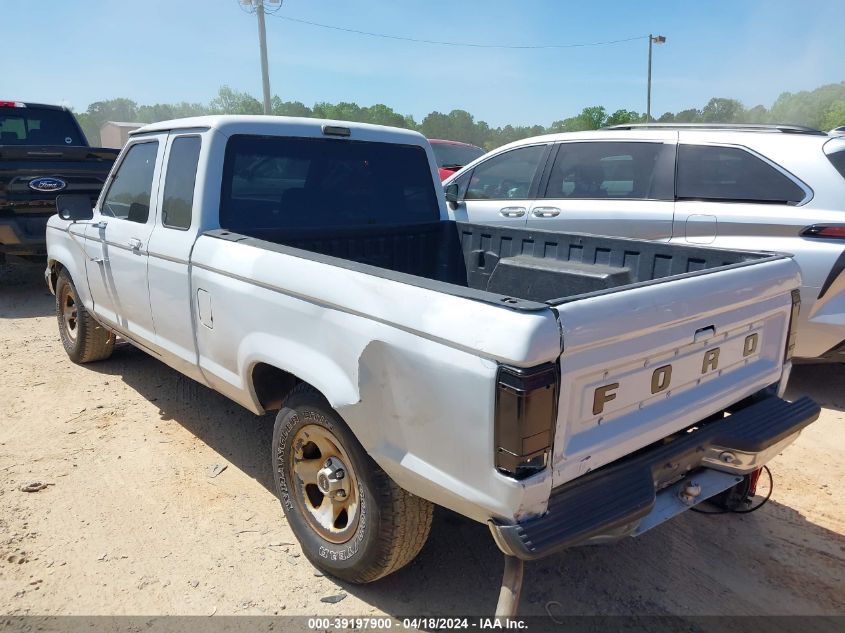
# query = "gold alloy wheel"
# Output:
<box><xmin>289</xmin><ymin>423</ymin><xmax>361</xmax><ymax>544</ymax></box>
<box><xmin>60</xmin><ymin>283</ymin><xmax>79</xmax><ymax>343</ymax></box>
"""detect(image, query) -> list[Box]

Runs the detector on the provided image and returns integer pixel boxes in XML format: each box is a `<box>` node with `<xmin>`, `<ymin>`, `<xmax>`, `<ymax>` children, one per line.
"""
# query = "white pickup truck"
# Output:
<box><xmin>45</xmin><ymin>116</ymin><xmax>818</xmax><ymax>604</ymax></box>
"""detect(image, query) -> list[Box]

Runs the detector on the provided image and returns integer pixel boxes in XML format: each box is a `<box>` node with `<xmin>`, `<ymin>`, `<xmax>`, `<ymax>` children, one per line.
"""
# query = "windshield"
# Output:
<box><xmin>0</xmin><ymin>106</ymin><xmax>85</xmax><ymax>146</ymax></box>
<box><xmin>430</xmin><ymin>142</ymin><xmax>484</xmax><ymax>169</ymax></box>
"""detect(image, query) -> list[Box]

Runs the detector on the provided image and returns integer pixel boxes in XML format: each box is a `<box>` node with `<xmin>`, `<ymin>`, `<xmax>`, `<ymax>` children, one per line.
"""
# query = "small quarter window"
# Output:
<box><xmin>677</xmin><ymin>144</ymin><xmax>806</xmax><ymax>205</ymax></box>
<box><xmin>101</xmin><ymin>142</ymin><xmax>158</xmax><ymax>223</ymax></box>
<box><xmin>826</xmin><ymin>146</ymin><xmax>845</xmax><ymax>180</ymax></box>
<box><xmin>162</xmin><ymin>136</ymin><xmax>201</xmax><ymax>230</ymax></box>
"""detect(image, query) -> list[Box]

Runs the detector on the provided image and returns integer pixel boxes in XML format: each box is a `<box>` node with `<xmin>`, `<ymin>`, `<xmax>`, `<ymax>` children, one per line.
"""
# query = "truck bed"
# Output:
<box><xmin>217</xmin><ymin>220</ymin><xmax>781</xmax><ymax>307</ymax></box>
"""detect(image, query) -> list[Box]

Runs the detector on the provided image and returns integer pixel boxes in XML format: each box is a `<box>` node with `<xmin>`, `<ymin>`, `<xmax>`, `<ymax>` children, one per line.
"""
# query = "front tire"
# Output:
<box><xmin>273</xmin><ymin>384</ymin><xmax>433</xmax><ymax>583</ymax></box>
<box><xmin>55</xmin><ymin>270</ymin><xmax>115</xmax><ymax>364</ymax></box>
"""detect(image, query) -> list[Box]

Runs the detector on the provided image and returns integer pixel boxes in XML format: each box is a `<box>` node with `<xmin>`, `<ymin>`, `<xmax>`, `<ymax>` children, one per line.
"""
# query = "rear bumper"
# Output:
<box><xmin>489</xmin><ymin>395</ymin><xmax>820</xmax><ymax>560</ymax></box>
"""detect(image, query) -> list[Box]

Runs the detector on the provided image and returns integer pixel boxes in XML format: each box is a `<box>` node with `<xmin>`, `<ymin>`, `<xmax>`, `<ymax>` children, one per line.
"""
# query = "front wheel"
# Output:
<box><xmin>273</xmin><ymin>384</ymin><xmax>433</xmax><ymax>583</ymax></box>
<box><xmin>55</xmin><ymin>270</ymin><xmax>115</xmax><ymax>363</ymax></box>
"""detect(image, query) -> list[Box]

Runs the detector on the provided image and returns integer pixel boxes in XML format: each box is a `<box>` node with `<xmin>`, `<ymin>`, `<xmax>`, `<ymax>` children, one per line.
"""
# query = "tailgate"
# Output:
<box><xmin>549</xmin><ymin>256</ymin><xmax>800</xmax><ymax>488</ymax></box>
<box><xmin>0</xmin><ymin>146</ymin><xmax>116</xmax><ymax>214</ymax></box>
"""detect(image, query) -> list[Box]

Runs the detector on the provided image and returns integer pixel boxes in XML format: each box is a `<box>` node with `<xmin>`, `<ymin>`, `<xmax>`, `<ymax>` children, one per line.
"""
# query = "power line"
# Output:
<box><xmin>266</xmin><ymin>14</ymin><xmax>648</xmax><ymax>50</ymax></box>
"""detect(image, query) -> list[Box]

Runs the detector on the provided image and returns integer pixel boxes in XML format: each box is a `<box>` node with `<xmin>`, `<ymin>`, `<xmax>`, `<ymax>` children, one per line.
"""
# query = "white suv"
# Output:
<box><xmin>443</xmin><ymin>124</ymin><xmax>845</xmax><ymax>361</ymax></box>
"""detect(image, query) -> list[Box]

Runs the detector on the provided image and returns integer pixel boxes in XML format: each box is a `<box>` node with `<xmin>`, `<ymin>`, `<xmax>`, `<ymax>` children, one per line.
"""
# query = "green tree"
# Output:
<box><xmin>86</xmin><ymin>98</ymin><xmax>139</xmax><ymax>124</ymax></box>
<box><xmin>137</xmin><ymin>102</ymin><xmax>208</xmax><ymax>123</ymax></box>
<box><xmin>209</xmin><ymin>86</ymin><xmax>262</xmax><ymax>114</ymax></box>
<box><xmin>271</xmin><ymin>97</ymin><xmax>312</xmax><ymax>117</ymax></box>
<box><xmin>743</xmin><ymin>104</ymin><xmax>768</xmax><ymax>123</ymax></box>
<box><xmin>768</xmin><ymin>82</ymin><xmax>845</xmax><ymax>127</ymax></box>
<box><xmin>674</xmin><ymin>108</ymin><xmax>701</xmax><ymax>123</ymax></box>
<box><xmin>74</xmin><ymin>112</ymin><xmax>100</xmax><ymax>146</ymax></box>
<box><xmin>605</xmin><ymin>109</ymin><xmax>643</xmax><ymax>127</ymax></box>
<box><xmin>550</xmin><ymin>106</ymin><xmax>608</xmax><ymax>132</ymax></box>
<box><xmin>361</xmin><ymin>104</ymin><xmax>409</xmax><ymax>128</ymax></box>
<box><xmin>821</xmin><ymin>101</ymin><xmax>845</xmax><ymax>130</ymax></box>
<box><xmin>701</xmin><ymin>98</ymin><xmax>745</xmax><ymax>123</ymax></box>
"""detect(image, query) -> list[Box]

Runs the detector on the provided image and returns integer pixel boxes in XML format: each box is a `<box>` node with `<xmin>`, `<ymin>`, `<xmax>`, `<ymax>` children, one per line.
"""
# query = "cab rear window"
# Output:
<box><xmin>0</xmin><ymin>106</ymin><xmax>84</xmax><ymax>146</ymax></box>
<box><xmin>220</xmin><ymin>135</ymin><xmax>440</xmax><ymax>231</ymax></box>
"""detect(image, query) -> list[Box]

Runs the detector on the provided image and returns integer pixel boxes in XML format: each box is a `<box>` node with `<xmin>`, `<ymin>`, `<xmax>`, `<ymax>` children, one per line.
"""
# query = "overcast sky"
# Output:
<box><xmin>3</xmin><ymin>0</ymin><xmax>843</xmax><ymax>126</ymax></box>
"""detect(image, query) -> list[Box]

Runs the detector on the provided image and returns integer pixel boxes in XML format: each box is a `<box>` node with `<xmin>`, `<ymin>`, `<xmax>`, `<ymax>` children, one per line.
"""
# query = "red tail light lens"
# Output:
<box><xmin>801</xmin><ymin>225</ymin><xmax>845</xmax><ymax>239</ymax></box>
<box><xmin>0</xmin><ymin>101</ymin><xmax>25</xmax><ymax>108</ymax></box>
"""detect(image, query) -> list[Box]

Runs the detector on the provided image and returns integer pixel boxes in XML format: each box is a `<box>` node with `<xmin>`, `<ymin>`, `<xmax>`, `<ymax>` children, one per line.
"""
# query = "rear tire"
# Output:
<box><xmin>273</xmin><ymin>384</ymin><xmax>433</xmax><ymax>583</ymax></box>
<box><xmin>55</xmin><ymin>270</ymin><xmax>115</xmax><ymax>363</ymax></box>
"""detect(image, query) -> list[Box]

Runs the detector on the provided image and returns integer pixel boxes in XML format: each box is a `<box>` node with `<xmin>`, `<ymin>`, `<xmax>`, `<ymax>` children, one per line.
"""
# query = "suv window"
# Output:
<box><xmin>464</xmin><ymin>145</ymin><xmax>545</xmax><ymax>200</ymax></box>
<box><xmin>220</xmin><ymin>135</ymin><xmax>440</xmax><ymax>231</ymax></box>
<box><xmin>101</xmin><ymin>142</ymin><xmax>158</xmax><ymax>223</ymax></box>
<box><xmin>677</xmin><ymin>144</ymin><xmax>805</xmax><ymax>204</ymax></box>
<box><xmin>826</xmin><ymin>147</ymin><xmax>845</xmax><ymax>180</ymax></box>
<box><xmin>543</xmin><ymin>142</ymin><xmax>672</xmax><ymax>200</ymax></box>
<box><xmin>162</xmin><ymin>136</ymin><xmax>201</xmax><ymax>229</ymax></box>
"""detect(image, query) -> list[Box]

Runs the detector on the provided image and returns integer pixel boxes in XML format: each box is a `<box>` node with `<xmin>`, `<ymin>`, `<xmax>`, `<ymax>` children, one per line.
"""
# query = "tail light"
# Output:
<box><xmin>785</xmin><ymin>289</ymin><xmax>801</xmax><ymax>361</ymax></box>
<box><xmin>494</xmin><ymin>362</ymin><xmax>559</xmax><ymax>479</ymax></box>
<box><xmin>0</xmin><ymin>101</ymin><xmax>26</xmax><ymax>108</ymax></box>
<box><xmin>801</xmin><ymin>224</ymin><xmax>845</xmax><ymax>239</ymax></box>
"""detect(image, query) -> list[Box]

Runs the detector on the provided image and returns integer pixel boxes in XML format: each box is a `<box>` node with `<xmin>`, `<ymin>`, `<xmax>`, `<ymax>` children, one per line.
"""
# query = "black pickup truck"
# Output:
<box><xmin>0</xmin><ymin>101</ymin><xmax>118</xmax><ymax>262</ymax></box>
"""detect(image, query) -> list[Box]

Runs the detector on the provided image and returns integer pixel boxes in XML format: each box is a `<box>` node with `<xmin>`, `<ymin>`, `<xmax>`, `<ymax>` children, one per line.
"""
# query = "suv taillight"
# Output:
<box><xmin>801</xmin><ymin>225</ymin><xmax>845</xmax><ymax>239</ymax></box>
<box><xmin>494</xmin><ymin>362</ymin><xmax>559</xmax><ymax>479</ymax></box>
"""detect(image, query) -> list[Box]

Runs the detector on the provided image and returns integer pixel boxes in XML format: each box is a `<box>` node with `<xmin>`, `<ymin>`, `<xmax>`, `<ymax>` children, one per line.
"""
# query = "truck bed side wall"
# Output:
<box><xmin>189</xmin><ymin>234</ymin><xmax>563</xmax><ymax>523</ymax></box>
<box><xmin>242</xmin><ymin>221</ymin><xmax>768</xmax><ymax>305</ymax></box>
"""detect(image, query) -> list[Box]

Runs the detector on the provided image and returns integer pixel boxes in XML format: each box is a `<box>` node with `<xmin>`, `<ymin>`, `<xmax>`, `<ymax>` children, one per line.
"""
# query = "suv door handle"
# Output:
<box><xmin>533</xmin><ymin>207</ymin><xmax>561</xmax><ymax>218</ymax></box>
<box><xmin>499</xmin><ymin>207</ymin><xmax>526</xmax><ymax>218</ymax></box>
<box><xmin>128</xmin><ymin>238</ymin><xmax>143</xmax><ymax>251</ymax></box>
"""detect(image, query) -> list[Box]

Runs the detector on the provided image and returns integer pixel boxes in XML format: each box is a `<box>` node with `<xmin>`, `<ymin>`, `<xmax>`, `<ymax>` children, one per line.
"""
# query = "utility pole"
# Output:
<box><xmin>255</xmin><ymin>0</ymin><xmax>272</xmax><ymax>115</ymax></box>
<box><xmin>646</xmin><ymin>34</ymin><xmax>666</xmax><ymax>122</ymax></box>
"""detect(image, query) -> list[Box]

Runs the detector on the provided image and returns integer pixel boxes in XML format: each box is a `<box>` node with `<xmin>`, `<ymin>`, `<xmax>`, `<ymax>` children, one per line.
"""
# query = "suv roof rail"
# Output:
<box><xmin>603</xmin><ymin>123</ymin><xmax>827</xmax><ymax>135</ymax></box>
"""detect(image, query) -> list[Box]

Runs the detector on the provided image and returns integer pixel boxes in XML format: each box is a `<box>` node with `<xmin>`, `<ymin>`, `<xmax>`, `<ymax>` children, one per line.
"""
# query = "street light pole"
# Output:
<box><xmin>646</xmin><ymin>34</ymin><xmax>666</xmax><ymax>123</ymax></box>
<box><xmin>255</xmin><ymin>0</ymin><xmax>272</xmax><ymax>115</ymax></box>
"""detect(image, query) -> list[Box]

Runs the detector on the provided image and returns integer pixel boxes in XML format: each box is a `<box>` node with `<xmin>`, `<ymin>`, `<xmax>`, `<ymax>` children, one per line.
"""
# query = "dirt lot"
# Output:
<box><xmin>0</xmin><ymin>258</ymin><xmax>843</xmax><ymax>618</ymax></box>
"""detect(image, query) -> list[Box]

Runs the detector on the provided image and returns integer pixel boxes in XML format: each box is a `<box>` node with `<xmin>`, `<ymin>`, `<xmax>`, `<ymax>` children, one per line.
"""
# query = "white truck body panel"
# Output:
<box><xmin>45</xmin><ymin>115</ymin><xmax>808</xmax><ymax>532</ymax></box>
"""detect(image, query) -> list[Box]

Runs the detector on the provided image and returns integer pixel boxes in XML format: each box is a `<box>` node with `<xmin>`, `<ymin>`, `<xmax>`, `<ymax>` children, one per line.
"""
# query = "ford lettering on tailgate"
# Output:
<box><xmin>587</xmin><ymin>327</ymin><xmax>761</xmax><ymax>420</ymax></box>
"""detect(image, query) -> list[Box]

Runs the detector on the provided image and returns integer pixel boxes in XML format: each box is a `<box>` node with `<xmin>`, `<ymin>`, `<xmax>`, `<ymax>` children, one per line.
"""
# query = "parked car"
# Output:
<box><xmin>46</xmin><ymin>116</ymin><xmax>817</xmax><ymax>612</ymax></box>
<box><xmin>428</xmin><ymin>138</ymin><xmax>485</xmax><ymax>180</ymax></box>
<box><xmin>0</xmin><ymin>101</ymin><xmax>118</xmax><ymax>262</ymax></box>
<box><xmin>443</xmin><ymin>123</ymin><xmax>845</xmax><ymax>361</ymax></box>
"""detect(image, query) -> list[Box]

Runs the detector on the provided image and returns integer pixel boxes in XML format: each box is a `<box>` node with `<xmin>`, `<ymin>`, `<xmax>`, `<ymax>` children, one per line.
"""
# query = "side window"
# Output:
<box><xmin>464</xmin><ymin>145</ymin><xmax>545</xmax><ymax>200</ymax></box>
<box><xmin>825</xmin><ymin>144</ymin><xmax>845</xmax><ymax>180</ymax></box>
<box><xmin>101</xmin><ymin>142</ymin><xmax>158</xmax><ymax>223</ymax></box>
<box><xmin>677</xmin><ymin>144</ymin><xmax>806</xmax><ymax>204</ymax></box>
<box><xmin>162</xmin><ymin>136</ymin><xmax>201</xmax><ymax>229</ymax></box>
<box><xmin>544</xmin><ymin>142</ymin><xmax>672</xmax><ymax>200</ymax></box>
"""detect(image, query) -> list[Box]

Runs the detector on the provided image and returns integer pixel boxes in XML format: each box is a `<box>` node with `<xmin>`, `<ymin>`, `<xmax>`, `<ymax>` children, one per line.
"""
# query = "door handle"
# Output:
<box><xmin>128</xmin><ymin>238</ymin><xmax>142</xmax><ymax>251</ymax></box>
<box><xmin>532</xmin><ymin>207</ymin><xmax>561</xmax><ymax>218</ymax></box>
<box><xmin>499</xmin><ymin>207</ymin><xmax>526</xmax><ymax>218</ymax></box>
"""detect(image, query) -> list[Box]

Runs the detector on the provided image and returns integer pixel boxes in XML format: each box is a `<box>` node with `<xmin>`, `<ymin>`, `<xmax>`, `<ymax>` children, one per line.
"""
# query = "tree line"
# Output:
<box><xmin>75</xmin><ymin>81</ymin><xmax>845</xmax><ymax>149</ymax></box>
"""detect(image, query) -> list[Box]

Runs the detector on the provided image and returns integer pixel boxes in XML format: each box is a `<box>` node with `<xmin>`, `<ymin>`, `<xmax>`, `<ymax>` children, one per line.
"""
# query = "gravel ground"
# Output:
<box><xmin>1</xmin><ymin>258</ymin><xmax>843</xmax><ymax>617</ymax></box>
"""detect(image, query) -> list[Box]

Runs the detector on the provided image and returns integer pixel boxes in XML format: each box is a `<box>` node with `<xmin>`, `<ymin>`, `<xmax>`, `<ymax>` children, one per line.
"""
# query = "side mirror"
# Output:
<box><xmin>56</xmin><ymin>194</ymin><xmax>94</xmax><ymax>221</ymax></box>
<box><xmin>444</xmin><ymin>182</ymin><xmax>461</xmax><ymax>206</ymax></box>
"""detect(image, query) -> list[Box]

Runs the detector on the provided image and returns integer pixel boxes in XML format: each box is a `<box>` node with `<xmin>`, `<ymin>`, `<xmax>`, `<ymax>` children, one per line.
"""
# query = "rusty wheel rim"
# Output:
<box><xmin>60</xmin><ymin>284</ymin><xmax>79</xmax><ymax>343</ymax></box>
<box><xmin>289</xmin><ymin>423</ymin><xmax>360</xmax><ymax>544</ymax></box>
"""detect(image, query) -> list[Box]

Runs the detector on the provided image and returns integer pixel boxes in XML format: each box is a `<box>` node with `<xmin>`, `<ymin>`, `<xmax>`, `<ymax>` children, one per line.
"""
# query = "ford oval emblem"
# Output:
<box><xmin>28</xmin><ymin>177</ymin><xmax>67</xmax><ymax>193</ymax></box>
